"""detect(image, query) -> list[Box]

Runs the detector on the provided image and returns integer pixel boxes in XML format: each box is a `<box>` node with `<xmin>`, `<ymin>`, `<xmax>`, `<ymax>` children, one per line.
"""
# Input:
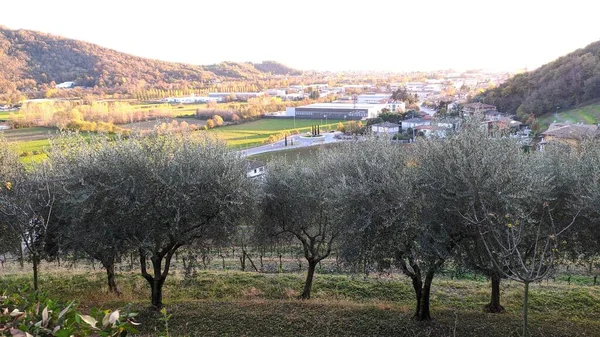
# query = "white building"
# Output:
<box><xmin>371</xmin><ymin>122</ymin><xmax>400</xmax><ymax>135</ymax></box>
<box><xmin>162</xmin><ymin>96</ymin><xmax>222</xmax><ymax>104</ymax></box>
<box><xmin>356</xmin><ymin>94</ymin><xmax>391</xmax><ymax>104</ymax></box>
<box><xmin>55</xmin><ymin>81</ymin><xmax>75</xmax><ymax>89</ymax></box>
<box><xmin>387</xmin><ymin>101</ymin><xmax>406</xmax><ymax>112</ymax></box>
<box><xmin>401</xmin><ymin>118</ymin><xmax>430</xmax><ymax>129</ymax></box>
<box><xmin>246</xmin><ymin>160</ymin><xmax>266</xmax><ymax>178</ymax></box>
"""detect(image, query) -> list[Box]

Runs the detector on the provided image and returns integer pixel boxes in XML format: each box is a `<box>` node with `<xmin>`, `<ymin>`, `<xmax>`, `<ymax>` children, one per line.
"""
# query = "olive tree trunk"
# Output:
<box><xmin>484</xmin><ymin>273</ymin><xmax>505</xmax><ymax>313</ymax></box>
<box><xmin>300</xmin><ymin>259</ymin><xmax>317</xmax><ymax>299</ymax></box>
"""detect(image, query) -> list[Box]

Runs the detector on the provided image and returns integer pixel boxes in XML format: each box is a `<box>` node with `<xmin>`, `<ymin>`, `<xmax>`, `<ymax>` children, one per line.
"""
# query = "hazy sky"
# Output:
<box><xmin>2</xmin><ymin>0</ymin><xmax>598</xmax><ymax>72</ymax></box>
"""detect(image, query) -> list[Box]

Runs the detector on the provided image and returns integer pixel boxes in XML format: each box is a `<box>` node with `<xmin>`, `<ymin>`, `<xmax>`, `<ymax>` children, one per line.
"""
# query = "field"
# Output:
<box><xmin>537</xmin><ymin>103</ymin><xmax>600</xmax><ymax>131</ymax></box>
<box><xmin>0</xmin><ymin>126</ymin><xmax>57</xmax><ymax>156</ymax></box>
<box><xmin>248</xmin><ymin>143</ymin><xmax>343</xmax><ymax>162</ymax></box>
<box><xmin>0</xmin><ymin>111</ymin><xmax>14</xmax><ymax>120</ymax></box>
<box><xmin>2</xmin><ymin>263</ymin><xmax>600</xmax><ymax>337</ymax></box>
<box><xmin>209</xmin><ymin>119</ymin><xmax>343</xmax><ymax>149</ymax></box>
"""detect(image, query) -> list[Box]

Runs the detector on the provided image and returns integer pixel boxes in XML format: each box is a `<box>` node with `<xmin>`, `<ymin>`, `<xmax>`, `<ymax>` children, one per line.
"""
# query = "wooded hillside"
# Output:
<box><xmin>0</xmin><ymin>27</ymin><xmax>299</xmax><ymax>102</ymax></box>
<box><xmin>477</xmin><ymin>40</ymin><xmax>600</xmax><ymax>119</ymax></box>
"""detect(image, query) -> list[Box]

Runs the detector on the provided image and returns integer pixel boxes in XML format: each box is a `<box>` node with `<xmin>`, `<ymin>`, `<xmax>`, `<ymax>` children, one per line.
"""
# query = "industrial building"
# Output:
<box><xmin>286</xmin><ymin>103</ymin><xmax>386</xmax><ymax>120</ymax></box>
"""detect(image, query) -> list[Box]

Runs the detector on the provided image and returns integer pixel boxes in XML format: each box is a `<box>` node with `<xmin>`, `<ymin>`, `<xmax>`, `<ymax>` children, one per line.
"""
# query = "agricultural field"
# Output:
<box><xmin>0</xmin><ymin>111</ymin><xmax>14</xmax><ymax>120</ymax></box>
<box><xmin>2</xmin><ymin>263</ymin><xmax>600</xmax><ymax>337</ymax></box>
<box><xmin>537</xmin><ymin>103</ymin><xmax>600</xmax><ymax>131</ymax></box>
<box><xmin>0</xmin><ymin>126</ymin><xmax>57</xmax><ymax>156</ymax></box>
<box><xmin>209</xmin><ymin>119</ymin><xmax>343</xmax><ymax>149</ymax></box>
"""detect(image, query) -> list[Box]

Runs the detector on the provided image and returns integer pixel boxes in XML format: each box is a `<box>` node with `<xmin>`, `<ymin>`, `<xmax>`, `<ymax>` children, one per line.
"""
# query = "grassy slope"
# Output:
<box><xmin>537</xmin><ymin>103</ymin><xmax>600</xmax><ymax>131</ymax></box>
<box><xmin>1</xmin><ymin>269</ymin><xmax>599</xmax><ymax>336</ymax></box>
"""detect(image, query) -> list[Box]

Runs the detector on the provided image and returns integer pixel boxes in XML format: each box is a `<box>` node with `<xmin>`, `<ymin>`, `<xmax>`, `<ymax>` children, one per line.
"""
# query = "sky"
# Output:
<box><xmin>1</xmin><ymin>0</ymin><xmax>599</xmax><ymax>73</ymax></box>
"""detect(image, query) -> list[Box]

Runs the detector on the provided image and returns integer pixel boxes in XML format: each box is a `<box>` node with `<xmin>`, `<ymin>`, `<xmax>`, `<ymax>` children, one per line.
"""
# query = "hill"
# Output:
<box><xmin>536</xmin><ymin>102</ymin><xmax>600</xmax><ymax>131</ymax></box>
<box><xmin>476</xmin><ymin>40</ymin><xmax>600</xmax><ymax>119</ymax></box>
<box><xmin>205</xmin><ymin>60</ymin><xmax>301</xmax><ymax>79</ymax></box>
<box><xmin>0</xmin><ymin>27</ymin><xmax>300</xmax><ymax>102</ymax></box>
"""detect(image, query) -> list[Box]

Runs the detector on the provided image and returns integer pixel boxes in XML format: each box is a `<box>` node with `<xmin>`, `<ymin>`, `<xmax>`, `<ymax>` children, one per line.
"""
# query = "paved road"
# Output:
<box><xmin>240</xmin><ymin>132</ymin><xmax>343</xmax><ymax>157</ymax></box>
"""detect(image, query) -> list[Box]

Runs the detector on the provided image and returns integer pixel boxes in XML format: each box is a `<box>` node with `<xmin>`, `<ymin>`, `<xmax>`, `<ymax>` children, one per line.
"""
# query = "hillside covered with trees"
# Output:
<box><xmin>0</xmin><ymin>27</ymin><xmax>300</xmax><ymax>103</ymax></box>
<box><xmin>477</xmin><ymin>40</ymin><xmax>600</xmax><ymax>119</ymax></box>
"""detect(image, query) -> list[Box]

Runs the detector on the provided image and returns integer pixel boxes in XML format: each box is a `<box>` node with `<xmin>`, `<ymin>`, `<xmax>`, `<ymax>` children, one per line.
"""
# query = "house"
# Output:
<box><xmin>371</xmin><ymin>122</ymin><xmax>400</xmax><ymax>136</ymax></box>
<box><xmin>414</xmin><ymin>125</ymin><xmax>450</xmax><ymax>138</ymax></box>
<box><xmin>482</xmin><ymin>117</ymin><xmax>522</xmax><ymax>132</ymax></box>
<box><xmin>538</xmin><ymin>123</ymin><xmax>600</xmax><ymax>150</ymax></box>
<box><xmin>401</xmin><ymin>118</ymin><xmax>430</xmax><ymax>130</ymax></box>
<box><xmin>246</xmin><ymin>160</ymin><xmax>267</xmax><ymax>178</ymax></box>
<box><xmin>462</xmin><ymin>103</ymin><xmax>497</xmax><ymax>116</ymax></box>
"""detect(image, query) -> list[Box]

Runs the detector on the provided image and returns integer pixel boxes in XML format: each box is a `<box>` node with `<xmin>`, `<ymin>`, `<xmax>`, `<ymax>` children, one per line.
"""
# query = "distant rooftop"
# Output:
<box><xmin>372</xmin><ymin>122</ymin><xmax>400</xmax><ymax>128</ymax></box>
<box><xmin>541</xmin><ymin>124</ymin><xmax>599</xmax><ymax>139</ymax></box>
<box><xmin>298</xmin><ymin>103</ymin><xmax>387</xmax><ymax>109</ymax></box>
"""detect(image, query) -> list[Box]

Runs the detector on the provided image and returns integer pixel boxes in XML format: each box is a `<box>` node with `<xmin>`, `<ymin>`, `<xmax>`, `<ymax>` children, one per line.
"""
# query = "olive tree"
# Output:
<box><xmin>259</xmin><ymin>155</ymin><xmax>343</xmax><ymax>299</ymax></box>
<box><xmin>49</xmin><ymin>132</ymin><xmax>255</xmax><ymax>307</ymax></box>
<box><xmin>48</xmin><ymin>135</ymin><xmax>132</xmax><ymax>294</ymax></box>
<box><xmin>334</xmin><ymin>137</ymin><xmax>453</xmax><ymax>321</ymax></box>
<box><xmin>122</xmin><ymin>132</ymin><xmax>254</xmax><ymax>308</ymax></box>
<box><xmin>0</xmin><ymin>138</ymin><xmax>23</xmax><ymax>266</ymax></box>
<box><xmin>569</xmin><ymin>139</ymin><xmax>600</xmax><ymax>284</ymax></box>
<box><xmin>455</xmin><ymin>137</ymin><xmax>581</xmax><ymax>337</ymax></box>
<box><xmin>415</xmin><ymin>122</ymin><xmax>534</xmax><ymax>313</ymax></box>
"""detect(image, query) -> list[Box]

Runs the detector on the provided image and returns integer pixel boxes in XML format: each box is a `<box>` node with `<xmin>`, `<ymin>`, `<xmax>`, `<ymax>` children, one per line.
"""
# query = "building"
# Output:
<box><xmin>401</xmin><ymin>118</ymin><xmax>430</xmax><ymax>130</ymax></box>
<box><xmin>463</xmin><ymin>103</ymin><xmax>497</xmax><ymax>116</ymax></box>
<box><xmin>246</xmin><ymin>160</ymin><xmax>266</xmax><ymax>178</ymax></box>
<box><xmin>208</xmin><ymin>92</ymin><xmax>264</xmax><ymax>101</ymax></box>
<box><xmin>414</xmin><ymin>125</ymin><xmax>451</xmax><ymax>138</ymax></box>
<box><xmin>371</xmin><ymin>122</ymin><xmax>400</xmax><ymax>136</ymax></box>
<box><xmin>286</xmin><ymin>103</ymin><xmax>387</xmax><ymax>120</ymax></box>
<box><xmin>162</xmin><ymin>96</ymin><xmax>222</xmax><ymax>104</ymax></box>
<box><xmin>55</xmin><ymin>81</ymin><xmax>75</xmax><ymax>89</ymax></box>
<box><xmin>538</xmin><ymin>123</ymin><xmax>600</xmax><ymax>150</ymax></box>
<box><xmin>356</xmin><ymin>94</ymin><xmax>391</xmax><ymax>104</ymax></box>
<box><xmin>386</xmin><ymin>100</ymin><xmax>406</xmax><ymax>112</ymax></box>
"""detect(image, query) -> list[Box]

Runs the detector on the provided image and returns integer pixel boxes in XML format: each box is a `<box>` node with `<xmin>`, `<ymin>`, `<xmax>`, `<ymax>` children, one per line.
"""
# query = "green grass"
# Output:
<box><xmin>0</xmin><ymin>127</ymin><xmax>56</xmax><ymax>157</ymax></box>
<box><xmin>0</xmin><ymin>111</ymin><xmax>14</xmax><ymax>119</ymax></box>
<box><xmin>2</xmin><ymin>268</ymin><xmax>600</xmax><ymax>336</ymax></box>
<box><xmin>248</xmin><ymin>143</ymin><xmax>342</xmax><ymax>162</ymax></box>
<box><xmin>208</xmin><ymin>119</ymin><xmax>342</xmax><ymax>149</ymax></box>
<box><xmin>537</xmin><ymin>103</ymin><xmax>600</xmax><ymax>131</ymax></box>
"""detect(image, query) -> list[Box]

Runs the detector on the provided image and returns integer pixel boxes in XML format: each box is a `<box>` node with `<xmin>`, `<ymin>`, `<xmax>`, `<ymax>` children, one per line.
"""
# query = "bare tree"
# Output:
<box><xmin>0</xmin><ymin>161</ymin><xmax>59</xmax><ymax>291</ymax></box>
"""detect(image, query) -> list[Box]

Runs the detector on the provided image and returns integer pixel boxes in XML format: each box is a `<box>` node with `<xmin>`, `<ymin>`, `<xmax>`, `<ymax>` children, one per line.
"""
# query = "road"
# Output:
<box><xmin>240</xmin><ymin>131</ymin><xmax>343</xmax><ymax>157</ymax></box>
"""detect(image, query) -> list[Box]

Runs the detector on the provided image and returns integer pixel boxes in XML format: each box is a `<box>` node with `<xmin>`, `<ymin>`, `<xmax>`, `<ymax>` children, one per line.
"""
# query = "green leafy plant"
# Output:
<box><xmin>0</xmin><ymin>284</ymin><xmax>139</xmax><ymax>336</ymax></box>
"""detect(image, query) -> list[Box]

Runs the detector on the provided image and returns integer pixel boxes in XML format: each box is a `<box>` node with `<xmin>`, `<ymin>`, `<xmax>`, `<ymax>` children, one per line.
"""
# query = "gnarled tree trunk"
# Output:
<box><xmin>484</xmin><ymin>273</ymin><xmax>505</xmax><ymax>313</ymax></box>
<box><xmin>300</xmin><ymin>259</ymin><xmax>317</xmax><ymax>299</ymax></box>
<box><xmin>140</xmin><ymin>243</ymin><xmax>181</xmax><ymax>309</ymax></box>
<box><xmin>103</xmin><ymin>261</ymin><xmax>121</xmax><ymax>295</ymax></box>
